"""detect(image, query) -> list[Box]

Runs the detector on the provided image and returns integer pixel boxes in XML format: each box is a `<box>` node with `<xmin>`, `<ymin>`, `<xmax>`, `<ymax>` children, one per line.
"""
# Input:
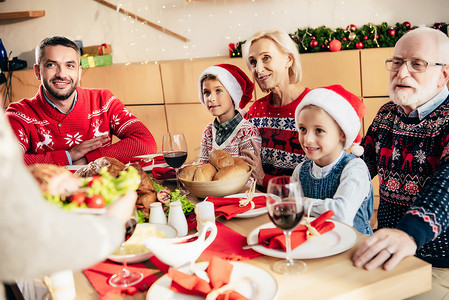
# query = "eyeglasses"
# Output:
<box><xmin>385</xmin><ymin>58</ymin><xmax>447</xmax><ymax>73</ymax></box>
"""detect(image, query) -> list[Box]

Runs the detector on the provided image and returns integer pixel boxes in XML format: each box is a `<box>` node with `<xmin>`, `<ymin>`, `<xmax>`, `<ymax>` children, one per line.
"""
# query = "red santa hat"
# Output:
<box><xmin>294</xmin><ymin>85</ymin><xmax>366</xmax><ymax>156</ymax></box>
<box><xmin>198</xmin><ymin>64</ymin><xmax>254</xmax><ymax>110</ymax></box>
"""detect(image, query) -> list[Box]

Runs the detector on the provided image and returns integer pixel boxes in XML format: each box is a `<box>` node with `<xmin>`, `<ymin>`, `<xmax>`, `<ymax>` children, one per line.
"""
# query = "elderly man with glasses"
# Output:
<box><xmin>352</xmin><ymin>27</ymin><xmax>449</xmax><ymax>299</ymax></box>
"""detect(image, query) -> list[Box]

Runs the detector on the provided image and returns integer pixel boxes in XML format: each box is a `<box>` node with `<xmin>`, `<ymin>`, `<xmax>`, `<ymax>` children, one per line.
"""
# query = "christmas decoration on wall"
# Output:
<box><xmin>229</xmin><ymin>21</ymin><xmax>449</xmax><ymax>57</ymax></box>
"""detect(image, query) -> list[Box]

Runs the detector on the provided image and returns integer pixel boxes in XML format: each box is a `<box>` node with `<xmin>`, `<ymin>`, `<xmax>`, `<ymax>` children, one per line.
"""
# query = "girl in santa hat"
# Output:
<box><xmin>198</xmin><ymin>64</ymin><xmax>261</xmax><ymax>167</ymax></box>
<box><xmin>292</xmin><ymin>85</ymin><xmax>374</xmax><ymax>235</ymax></box>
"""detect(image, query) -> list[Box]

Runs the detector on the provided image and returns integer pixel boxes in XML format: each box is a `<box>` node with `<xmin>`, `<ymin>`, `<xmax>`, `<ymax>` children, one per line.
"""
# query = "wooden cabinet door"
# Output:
<box><xmin>360</xmin><ymin>48</ymin><xmax>394</xmax><ymax>97</ymax></box>
<box><xmin>165</xmin><ymin>103</ymin><xmax>214</xmax><ymax>160</ymax></box>
<box><xmin>124</xmin><ymin>105</ymin><xmax>168</xmax><ymax>153</ymax></box>
<box><xmin>81</xmin><ymin>63</ymin><xmax>164</xmax><ymax>105</ymax></box>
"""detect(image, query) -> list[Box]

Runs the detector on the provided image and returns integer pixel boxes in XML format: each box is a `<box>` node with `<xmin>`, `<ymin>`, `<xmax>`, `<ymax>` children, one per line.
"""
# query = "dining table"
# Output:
<box><xmin>68</xmin><ymin>176</ymin><xmax>432</xmax><ymax>300</ymax></box>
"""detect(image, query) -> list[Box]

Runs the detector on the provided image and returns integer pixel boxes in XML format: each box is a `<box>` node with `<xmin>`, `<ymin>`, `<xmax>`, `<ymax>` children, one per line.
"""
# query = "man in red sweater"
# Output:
<box><xmin>5</xmin><ymin>36</ymin><xmax>157</xmax><ymax>166</ymax></box>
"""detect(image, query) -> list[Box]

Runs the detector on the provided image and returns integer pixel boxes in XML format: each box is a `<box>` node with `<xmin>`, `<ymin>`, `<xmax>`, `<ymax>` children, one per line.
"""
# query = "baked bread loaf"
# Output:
<box><xmin>209</xmin><ymin>150</ymin><xmax>233</xmax><ymax>170</ymax></box>
<box><xmin>178</xmin><ymin>165</ymin><xmax>198</xmax><ymax>181</ymax></box>
<box><xmin>193</xmin><ymin>163</ymin><xmax>217</xmax><ymax>181</ymax></box>
<box><xmin>213</xmin><ymin>164</ymin><xmax>248</xmax><ymax>181</ymax></box>
<box><xmin>232</xmin><ymin>157</ymin><xmax>250</xmax><ymax>172</ymax></box>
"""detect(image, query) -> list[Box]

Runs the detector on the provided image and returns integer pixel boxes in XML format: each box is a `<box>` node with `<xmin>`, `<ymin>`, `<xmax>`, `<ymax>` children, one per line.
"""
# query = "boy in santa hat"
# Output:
<box><xmin>292</xmin><ymin>85</ymin><xmax>374</xmax><ymax>235</ymax></box>
<box><xmin>198</xmin><ymin>64</ymin><xmax>261</xmax><ymax>165</ymax></box>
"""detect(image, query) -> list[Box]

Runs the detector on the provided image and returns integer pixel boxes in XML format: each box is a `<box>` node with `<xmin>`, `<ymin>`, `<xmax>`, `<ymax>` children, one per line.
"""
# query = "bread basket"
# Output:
<box><xmin>178</xmin><ymin>167</ymin><xmax>252</xmax><ymax>198</ymax></box>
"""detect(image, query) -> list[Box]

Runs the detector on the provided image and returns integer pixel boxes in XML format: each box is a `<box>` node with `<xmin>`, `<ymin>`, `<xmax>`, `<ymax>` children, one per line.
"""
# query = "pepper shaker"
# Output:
<box><xmin>168</xmin><ymin>201</ymin><xmax>188</xmax><ymax>237</ymax></box>
<box><xmin>149</xmin><ymin>202</ymin><xmax>167</xmax><ymax>225</ymax></box>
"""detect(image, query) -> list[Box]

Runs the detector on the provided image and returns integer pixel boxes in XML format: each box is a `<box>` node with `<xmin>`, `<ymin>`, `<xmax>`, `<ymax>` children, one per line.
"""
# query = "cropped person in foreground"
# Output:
<box><xmin>241</xmin><ymin>30</ymin><xmax>310</xmax><ymax>189</ymax></box>
<box><xmin>352</xmin><ymin>27</ymin><xmax>449</xmax><ymax>299</ymax></box>
<box><xmin>5</xmin><ymin>36</ymin><xmax>156</xmax><ymax>166</ymax></box>
<box><xmin>0</xmin><ymin>107</ymin><xmax>138</xmax><ymax>298</ymax></box>
<box><xmin>292</xmin><ymin>85</ymin><xmax>373</xmax><ymax>235</ymax></box>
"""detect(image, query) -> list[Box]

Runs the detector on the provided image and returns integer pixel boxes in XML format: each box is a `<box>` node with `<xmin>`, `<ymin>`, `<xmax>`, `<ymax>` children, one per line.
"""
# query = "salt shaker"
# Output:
<box><xmin>149</xmin><ymin>202</ymin><xmax>167</xmax><ymax>224</ymax></box>
<box><xmin>195</xmin><ymin>201</ymin><xmax>215</xmax><ymax>232</ymax></box>
<box><xmin>168</xmin><ymin>201</ymin><xmax>188</xmax><ymax>237</ymax></box>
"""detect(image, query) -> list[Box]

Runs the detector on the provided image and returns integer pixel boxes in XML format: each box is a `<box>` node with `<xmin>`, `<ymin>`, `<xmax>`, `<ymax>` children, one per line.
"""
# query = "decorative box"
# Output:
<box><xmin>81</xmin><ymin>43</ymin><xmax>112</xmax><ymax>56</ymax></box>
<box><xmin>80</xmin><ymin>54</ymin><xmax>112</xmax><ymax>69</ymax></box>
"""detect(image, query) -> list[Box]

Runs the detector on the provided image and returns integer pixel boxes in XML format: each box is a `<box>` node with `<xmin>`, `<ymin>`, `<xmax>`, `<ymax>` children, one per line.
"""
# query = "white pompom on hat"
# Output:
<box><xmin>294</xmin><ymin>85</ymin><xmax>366</xmax><ymax>156</ymax></box>
<box><xmin>198</xmin><ymin>64</ymin><xmax>254</xmax><ymax>109</ymax></box>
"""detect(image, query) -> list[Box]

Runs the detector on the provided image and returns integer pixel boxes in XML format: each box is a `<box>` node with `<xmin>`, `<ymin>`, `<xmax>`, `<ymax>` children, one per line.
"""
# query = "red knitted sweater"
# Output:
<box><xmin>5</xmin><ymin>86</ymin><xmax>157</xmax><ymax>165</ymax></box>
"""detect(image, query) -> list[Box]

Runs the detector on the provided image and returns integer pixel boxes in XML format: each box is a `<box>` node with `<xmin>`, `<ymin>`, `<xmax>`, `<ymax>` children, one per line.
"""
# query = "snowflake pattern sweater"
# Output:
<box><xmin>362</xmin><ymin>98</ymin><xmax>449</xmax><ymax>267</ymax></box>
<box><xmin>5</xmin><ymin>86</ymin><xmax>157</xmax><ymax>166</ymax></box>
<box><xmin>245</xmin><ymin>88</ymin><xmax>310</xmax><ymax>187</ymax></box>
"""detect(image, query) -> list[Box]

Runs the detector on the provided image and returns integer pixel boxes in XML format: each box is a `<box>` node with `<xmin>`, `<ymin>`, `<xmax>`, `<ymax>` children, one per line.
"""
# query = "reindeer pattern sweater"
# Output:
<box><xmin>5</xmin><ymin>86</ymin><xmax>157</xmax><ymax>165</ymax></box>
<box><xmin>363</xmin><ymin>96</ymin><xmax>449</xmax><ymax>267</ymax></box>
<box><xmin>245</xmin><ymin>88</ymin><xmax>310</xmax><ymax>187</ymax></box>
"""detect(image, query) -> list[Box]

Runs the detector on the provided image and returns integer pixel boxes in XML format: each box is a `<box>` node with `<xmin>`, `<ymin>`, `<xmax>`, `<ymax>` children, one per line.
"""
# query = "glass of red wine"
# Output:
<box><xmin>162</xmin><ymin>132</ymin><xmax>188</xmax><ymax>194</ymax></box>
<box><xmin>266</xmin><ymin>176</ymin><xmax>306</xmax><ymax>275</ymax></box>
<box><xmin>108</xmin><ymin>209</ymin><xmax>143</xmax><ymax>287</ymax></box>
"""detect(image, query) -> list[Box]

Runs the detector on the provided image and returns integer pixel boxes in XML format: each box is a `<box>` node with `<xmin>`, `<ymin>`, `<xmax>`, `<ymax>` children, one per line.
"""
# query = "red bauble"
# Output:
<box><xmin>329</xmin><ymin>39</ymin><xmax>342</xmax><ymax>52</ymax></box>
<box><xmin>342</xmin><ymin>37</ymin><xmax>347</xmax><ymax>41</ymax></box>
<box><xmin>346</xmin><ymin>24</ymin><xmax>357</xmax><ymax>31</ymax></box>
<box><xmin>375</xmin><ymin>34</ymin><xmax>380</xmax><ymax>39</ymax></box>
<box><xmin>403</xmin><ymin>21</ymin><xmax>411</xmax><ymax>28</ymax></box>
<box><xmin>309</xmin><ymin>39</ymin><xmax>319</xmax><ymax>48</ymax></box>
<box><xmin>388</xmin><ymin>28</ymin><xmax>396</xmax><ymax>36</ymax></box>
<box><xmin>311</xmin><ymin>36</ymin><xmax>316</xmax><ymax>40</ymax></box>
<box><xmin>363</xmin><ymin>36</ymin><xmax>368</xmax><ymax>40</ymax></box>
<box><xmin>355</xmin><ymin>42</ymin><xmax>364</xmax><ymax>49</ymax></box>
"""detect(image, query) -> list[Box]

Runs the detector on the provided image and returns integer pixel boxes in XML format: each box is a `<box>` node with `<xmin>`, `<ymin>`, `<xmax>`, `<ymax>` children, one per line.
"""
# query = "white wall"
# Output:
<box><xmin>0</xmin><ymin>0</ymin><xmax>448</xmax><ymax>67</ymax></box>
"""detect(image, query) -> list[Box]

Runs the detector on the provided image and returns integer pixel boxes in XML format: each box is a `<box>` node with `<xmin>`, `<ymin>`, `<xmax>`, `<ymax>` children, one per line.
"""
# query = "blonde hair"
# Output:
<box><xmin>242</xmin><ymin>30</ymin><xmax>302</xmax><ymax>84</ymax></box>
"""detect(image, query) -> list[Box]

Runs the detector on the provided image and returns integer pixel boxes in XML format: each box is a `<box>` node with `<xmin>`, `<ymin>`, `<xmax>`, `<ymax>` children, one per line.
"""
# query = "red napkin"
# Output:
<box><xmin>201</xmin><ymin>222</ymin><xmax>261</xmax><ymax>261</ymax></box>
<box><xmin>152</xmin><ymin>167</ymin><xmax>176</xmax><ymax>180</ymax></box>
<box><xmin>168</xmin><ymin>257</ymin><xmax>248</xmax><ymax>300</ymax></box>
<box><xmin>120</xmin><ymin>155</ymin><xmax>165</xmax><ymax>168</ymax></box>
<box><xmin>207</xmin><ymin>196</ymin><xmax>267</xmax><ymax>220</ymax></box>
<box><xmin>258</xmin><ymin>210</ymin><xmax>335</xmax><ymax>251</ymax></box>
<box><xmin>83</xmin><ymin>260</ymin><xmax>159</xmax><ymax>299</ymax></box>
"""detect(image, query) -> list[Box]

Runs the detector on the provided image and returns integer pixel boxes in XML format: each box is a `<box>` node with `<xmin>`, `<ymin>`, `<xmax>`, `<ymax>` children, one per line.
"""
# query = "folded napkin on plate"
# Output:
<box><xmin>258</xmin><ymin>210</ymin><xmax>335</xmax><ymax>251</ymax></box>
<box><xmin>120</xmin><ymin>155</ymin><xmax>165</xmax><ymax>168</ymax></box>
<box><xmin>83</xmin><ymin>260</ymin><xmax>159</xmax><ymax>299</ymax></box>
<box><xmin>207</xmin><ymin>196</ymin><xmax>267</xmax><ymax>220</ymax></box>
<box><xmin>152</xmin><ymin>167</ymin><xmax>176</xmax><ymax>180</ymax></box>
<box><xmin>201</xmin><ymin>222</ymin><xmax>261</xmax><ymax>261</ymax></box>
<box><xmin>168</xmin><ymin>256</ymin><xmax>248</xmax><ymax>300</ymax></box>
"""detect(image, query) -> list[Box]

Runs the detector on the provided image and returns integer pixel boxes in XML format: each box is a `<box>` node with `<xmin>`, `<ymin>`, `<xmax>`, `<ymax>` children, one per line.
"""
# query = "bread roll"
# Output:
<box><xmin>232</xmin><ymin>157</ymin><xmax>250</xmax><ymax>172</ymax></box>
<box><xmin>179</xmin><ymin>165</ymin><xmax>198</xmax><ymax>181</ymax></box>
<box><xmin>193</xmin><ymin>163</ymin><xmax>217</xmax><ymax>181</ymax></box>
<box><xmin>209</xmin><ymin>150</ymin><xmax>233</xmax><ymax>170</ymax></box>
<box><xmin>213</xmin><ymin>164</ymin><xmax>248</xmax><ymax>181</ymax></box>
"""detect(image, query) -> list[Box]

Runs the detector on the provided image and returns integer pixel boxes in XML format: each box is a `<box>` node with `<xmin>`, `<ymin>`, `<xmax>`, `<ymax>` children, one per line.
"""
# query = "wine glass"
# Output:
<box><xmin>108</xmin><ymin>209</ymin><xmax>144</xmax><ymax>287</ymax></box>
<box><xmin>162</xmin><ymin>132</ymin><xmax>188</xmax><ymax>193</ymax></box>
<box><xmin>266</xmin><ymin>176</ymin><xmax>307</xmax><ymax>275</ymax></box>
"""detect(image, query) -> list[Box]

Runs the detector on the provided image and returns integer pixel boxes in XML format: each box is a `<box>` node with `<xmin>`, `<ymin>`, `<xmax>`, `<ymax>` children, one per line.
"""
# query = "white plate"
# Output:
<box><xmin>247</xmin><ymin>219</ymin><xmax>357</xmax><ymax>259</ymax></box>
<box><xmin>65</xmin><ymin>165</ymin><xmax>83</xmax><ymax>171</ymax></box>
<box><xmin>224</xmin><ymin>193</ymin><xmax>268</xmax><ymax>218</ymax></box>
<box><xmin>108</xmin><ymin>224</ymin><xmax>177</xmax><ymax>264</ymax></box>
<box><xmin>146</xmin><ymin>261</ymin><xmax>278</xmax><ymax>300</ymax></box>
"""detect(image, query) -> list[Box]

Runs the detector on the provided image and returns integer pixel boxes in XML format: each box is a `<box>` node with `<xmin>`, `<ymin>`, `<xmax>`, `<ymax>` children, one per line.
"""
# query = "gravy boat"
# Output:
<box><xmin>144</xmin><ymin>221</ymin><xmax>217</xmax><ymax>268</ymax></box>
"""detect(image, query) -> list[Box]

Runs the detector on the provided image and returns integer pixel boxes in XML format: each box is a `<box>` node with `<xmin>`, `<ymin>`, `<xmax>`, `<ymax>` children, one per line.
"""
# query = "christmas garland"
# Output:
<box><xmin>229</xmin><ymin>22</ymin><xmax>448</xmax><ymax>57</ymax></box>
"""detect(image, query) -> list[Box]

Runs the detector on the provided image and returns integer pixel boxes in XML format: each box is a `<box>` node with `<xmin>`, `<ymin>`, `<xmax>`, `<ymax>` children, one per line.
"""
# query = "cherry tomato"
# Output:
<box><xmin>70</xmin><ymin>192</ymin><xmax>86</xmax><ymax>206</ymax></box>
<box><xmin>88</xmin><ymin>176</ymin><xmax>102</xmax><ymax>187</ymax></box>
<box><xmin>86</xmin><ymin>194</ymin><xmax>105</xmax><ymax>208</ymax></box>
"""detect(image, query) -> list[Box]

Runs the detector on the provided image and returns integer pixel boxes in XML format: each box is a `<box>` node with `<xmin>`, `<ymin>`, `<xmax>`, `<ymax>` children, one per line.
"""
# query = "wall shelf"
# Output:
<box><xmin>0</xmin><ymin>10</ymin><xmax>45</xmax><ymax>20</ymax></box>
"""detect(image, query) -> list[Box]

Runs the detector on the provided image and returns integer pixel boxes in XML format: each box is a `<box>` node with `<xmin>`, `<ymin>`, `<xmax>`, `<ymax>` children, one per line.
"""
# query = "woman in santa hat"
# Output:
<box><xmin>241</xmin><ymin>30</ymin><xmax>311</xmax><ymax>189</ymax></box>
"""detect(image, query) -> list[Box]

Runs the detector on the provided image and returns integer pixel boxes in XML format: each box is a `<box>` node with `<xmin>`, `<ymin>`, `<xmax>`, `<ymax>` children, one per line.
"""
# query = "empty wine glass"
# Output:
<box><xmin>108</xmin><ymin>209</ymin><xmax>143</xmax><ymax>287</ymax></box>
<box><xmin>266</xmin><ymin>176</ymin><xmax>306</xmax><ymax>275</ymax></box>
<box><xmin>162</xmin><ymin>132</ymin><xmax>188</xmax><ymax>194</ymax></box>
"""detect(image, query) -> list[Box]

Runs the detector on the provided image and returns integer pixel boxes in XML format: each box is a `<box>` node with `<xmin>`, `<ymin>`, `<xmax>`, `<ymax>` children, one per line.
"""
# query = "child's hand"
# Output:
<box><xmin>240</xmin><ymin>139</ymin><xmax>265</xmax><ymax>186</ymax></box>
